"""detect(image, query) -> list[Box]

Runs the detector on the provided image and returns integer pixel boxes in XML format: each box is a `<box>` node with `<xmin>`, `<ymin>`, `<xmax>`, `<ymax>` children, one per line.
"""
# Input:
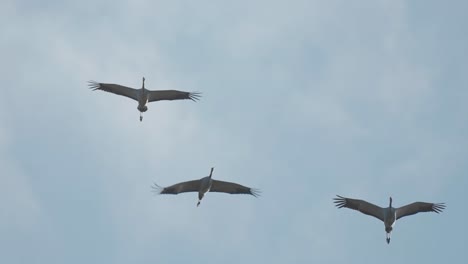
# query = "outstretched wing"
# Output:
<box><xmin>88</xmin><ymin>81</ymin><xmax>139</xmax><ymax>101</ymax></box>
<box><xmin>334</xmin><ymin>195</ymin><xmax>384</xmax><ymax>222</ymax></box>
<box><xmin>148</xmin><ymin>90</ymin><xmax>201</xmax><ymax>102</ymax></box>
<box><xmin>210</xmin><ymin>180</ymin><xmax>260</xmax><ymax>197</ymax></box>
<box><xmin>152</xmin><ymin>180</ymin><xmax>201</xmax><ymax>195</ymax></box>
<box><xmin>396</xmin><ymin>202</ymin><xmax>446</xmax><ymax>220</ymax></box>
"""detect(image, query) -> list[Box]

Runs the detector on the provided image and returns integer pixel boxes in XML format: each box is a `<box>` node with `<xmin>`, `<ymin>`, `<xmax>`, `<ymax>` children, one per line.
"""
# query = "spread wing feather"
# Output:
<box><xmin>210</xmin><ymin>180</ymin><xmax>260</xmax><ymax>197</ymax></box>
<box><xmin>148</xmin><ymin>90</ymin><xmax>201</xmax><ymax>102</ymax></box>
<box><xmin>88</xmin><ymin>81</ymin><xmax>139</xmax><ymax>101</ymax></box>
<box><xmin>152</xmin><ymin>180</ymin><xmax>201</xmax><ymax>195</ymax></box>
<box><xmin>334</xmin><ymin>195</ymin><xmax>384</xmax><ymax>222</ymax></box>
<box><xmin>396</xmin><ymin>202</ymin><xmax>446</xmax><ymax>220</ymax></box>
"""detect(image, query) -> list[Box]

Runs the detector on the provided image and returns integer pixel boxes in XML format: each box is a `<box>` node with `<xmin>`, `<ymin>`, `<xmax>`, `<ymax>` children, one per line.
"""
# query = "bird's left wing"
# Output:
<box><xmin>334</xmin><ymin>195</ymin><xmax>385</xmax><ymax>221</ymax></box>
<box><xmin>210</xmin><ymin>180</ymin><xmax>260</xmax><ymax>197</ymax></box>
<box><xmin>152</xmin><ymin>180</ymin><xmax>201</xmax><ymax>195</ymax></box>
<box><xmin>88</xmin><ymin>81</ymin><xmax>139</xmax><ymax>101</ymax></box>
<box><xmin>148</xmin><ymin>90</ymin><xmax>201</xmax><ymax>102</ymax></box>
<box><xmin>396</xmin><ymin>202</ymin><xmax>445</xmax><ymax>220</ymax></box>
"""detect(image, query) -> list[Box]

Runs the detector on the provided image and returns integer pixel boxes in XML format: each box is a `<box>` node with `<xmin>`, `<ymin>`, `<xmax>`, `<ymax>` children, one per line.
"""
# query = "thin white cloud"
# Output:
<box><xmin>0</xmin><ymin>0</ymin><xmax>466</xmax><ymax>263</ymax></box>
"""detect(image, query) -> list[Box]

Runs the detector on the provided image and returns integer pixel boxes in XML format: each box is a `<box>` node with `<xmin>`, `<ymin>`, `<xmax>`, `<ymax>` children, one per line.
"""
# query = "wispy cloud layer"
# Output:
<box><xmin>0</xmin><ymin>0</ymin><xmax>467</xmax><ymax>263</ymax></box>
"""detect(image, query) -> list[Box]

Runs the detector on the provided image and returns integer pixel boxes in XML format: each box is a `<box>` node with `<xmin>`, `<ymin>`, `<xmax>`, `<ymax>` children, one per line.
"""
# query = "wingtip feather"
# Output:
<box><xmin>189</xmin><ymin>92</ymin><xmax>202</xmax><ymax>102</ymax></box>
<box><xmin>250</xmin><ymin>188</ymin><xmax>261</xmax><ymax>198</ymax></box>
<box><xmin>333</xmin><ymin>195</ymin><xmax>346</xmax><ymax>208</ymax></box>
<box><xmin>151</xmin><ymin>183</ymin><xmax>164</xmax><ymax>195</ymax></box>
<box><xmin>87</xmin><ymin>80</ymin><xmax>100</xmax><ymax>90</ymax></box>
<box><xmin>433</xmin><ymin>203</ymin><xmax>446</xmax><ymax>213</ymax></box>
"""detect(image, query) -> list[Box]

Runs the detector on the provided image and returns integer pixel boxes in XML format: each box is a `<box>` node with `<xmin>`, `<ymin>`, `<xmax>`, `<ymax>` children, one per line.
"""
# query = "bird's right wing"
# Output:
<box><xmin>396</xmin><ymin>202</ymin><xmax>446</xmax><ymax>220</ymax></box>
<box><xmin>88</xmin><ymin>81</ymin><xmax>139</xmax><ymax>101</ymax></box>
<box><xmin>210</xmin><ymin>180</ymin><xmax>260</xmax><ymax>197</ymax></box>
<box><xmin>152</xmin><ymin>180</ymin><xmax>201</xmax><ymax>195</ymax></box>
<box><xmin>334</xmin><ymin>195</ymin><xmax>384</xmax><ymax>221</ymax></box>
<box><xmin>148</xmin><ymin>90</ymin><xmax>201</xmax><ymax>102</ymax></box>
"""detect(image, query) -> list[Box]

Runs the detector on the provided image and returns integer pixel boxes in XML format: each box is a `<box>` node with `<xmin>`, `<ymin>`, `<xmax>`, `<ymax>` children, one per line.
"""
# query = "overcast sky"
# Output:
<box><xmin>1</xmin><ymin>0</ymin><xmax>467</xmax><ymax>263</ymax></box>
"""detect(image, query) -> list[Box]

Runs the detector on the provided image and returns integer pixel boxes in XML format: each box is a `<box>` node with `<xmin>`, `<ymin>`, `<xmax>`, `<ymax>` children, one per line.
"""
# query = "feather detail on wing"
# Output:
<box><xmin>210</xmin><ymin>180</ymin><xmax>260</xmax><ymax>197</ymax></box>
<box><xmin>152</xmin><ymin>180</ymin><xmax>201</xmax><ymax>195</ymax></box>
<box><xmin>88</xmin><ymin>81</ymin><xmax>139</xmax><ymax>101</ymax></box>
<box><xmin>334</xmin><ymin>195</ymin><xmax>384</xmax><ymax>222</ymax></box>
<box><xmin>148</xmin><ymin>90</ymin><xmax>201</xmax><ymax>102</ymax></box>
<box><xmin>396</xmin><ymin>202</ymin><xmax>446</xmax><ymax>220</ymax></box>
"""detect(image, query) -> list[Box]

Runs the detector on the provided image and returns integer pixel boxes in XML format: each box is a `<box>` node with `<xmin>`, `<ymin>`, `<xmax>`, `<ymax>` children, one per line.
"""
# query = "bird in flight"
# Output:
<box><xmin>152</xmin><ymin>167</ymin><xmax>260</xmax><ymax>207</ymax></box>
<box><xmin>88</xmin><ymin>77</ymin><xmax>201</xmax><ymax>121</ymax></box>
<box><xmin>334</xmin><ymin>195</ymin><xmax>445</xmax><ymax>244</ymax></box>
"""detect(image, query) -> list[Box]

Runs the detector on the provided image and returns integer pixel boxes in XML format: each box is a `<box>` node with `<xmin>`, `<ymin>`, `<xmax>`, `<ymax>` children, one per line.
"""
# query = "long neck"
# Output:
<box><xmin>209</xmin><ymin>168</ymin><xmax>214</xmax><ymax>178</ymax></box>
<box><xmin>142</xmin><ymin>77</ymin><xmax>145</xmax><ymax>90</ymax></box>
<box><xmin>389</xmin><ymin>197</ymin><xmax>393</xmax><ymax>208</ymax></box>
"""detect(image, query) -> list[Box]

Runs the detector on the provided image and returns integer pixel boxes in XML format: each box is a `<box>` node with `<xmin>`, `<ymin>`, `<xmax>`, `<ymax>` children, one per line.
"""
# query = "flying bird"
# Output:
<box><xmin>152</xmin><ymin>167</ymin><xmax>260</xmax><ymax>207</ymax></box>
<box><xmin>334</xmin><ymin>195</ymin><xmax>445</xmax><ymax>244</ymax></box>
<box><xmin>88</xmin><ymin>77</ymin><xmax>201</xmax><ymax>121</ymax></box>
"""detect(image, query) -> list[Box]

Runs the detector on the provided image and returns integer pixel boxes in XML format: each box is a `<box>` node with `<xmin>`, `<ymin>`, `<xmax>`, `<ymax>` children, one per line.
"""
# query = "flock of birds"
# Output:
<box><xmin>88</xmin><ymin>77</ymin><xmax>446</xmax><ymax>244</ymax></box>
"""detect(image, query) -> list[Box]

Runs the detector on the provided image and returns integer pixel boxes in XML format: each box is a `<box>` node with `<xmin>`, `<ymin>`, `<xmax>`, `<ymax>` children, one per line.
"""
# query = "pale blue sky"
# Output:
<box><xmin>1</xmin><ymin>0</ymin><xmax>467</xmax><ymax>263</ymax></box>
